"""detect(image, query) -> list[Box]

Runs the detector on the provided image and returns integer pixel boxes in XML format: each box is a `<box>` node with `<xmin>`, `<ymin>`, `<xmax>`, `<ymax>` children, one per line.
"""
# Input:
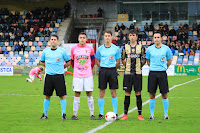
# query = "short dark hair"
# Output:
<box><xmin>39</xmin><ymin>67</ymin><xmax>43</xmax><ymax>71</ymax></box>
<box><xmin>103</xmin><ymin>31</ymin><xmax>112</xmax><ymax>36</ymax></box>
<box><xmin>128</xmin><ymin>29</ymin><xmax>138</xmax><ymax>36</ymax></box>
<box><xmin>78</xmin><ymin>32</ymin><xmax>87</xmax><ymax>37</ymax></box>
<box><xmin>49</xmin><ymin>34</ymin><xmax>59</xmax><ymax>40</ymax></box>
<box><xmin>153</xmin><ymin>31</ymin><xmax>162</xmax><ymax>37</ymax></box>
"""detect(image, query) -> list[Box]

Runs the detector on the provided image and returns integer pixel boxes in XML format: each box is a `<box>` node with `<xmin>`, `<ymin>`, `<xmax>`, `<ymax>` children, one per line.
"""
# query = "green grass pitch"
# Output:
<box><xmin>0</xmin><ymin>75</ymin><xmax>200</xmax><ymax>133</ymax></box>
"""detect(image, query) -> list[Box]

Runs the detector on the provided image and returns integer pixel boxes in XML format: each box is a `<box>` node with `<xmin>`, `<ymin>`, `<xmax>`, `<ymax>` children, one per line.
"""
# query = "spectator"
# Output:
<box><xmin>144</xmin><ymin>23</ymin><xmax>149</xmax><ymax>31</ymax></box>
<box><xmin>178</xmin><ymin>45</ymin><xmax>183</xmax><ymax>53</ymax></box>
<box><xmin>123</xmin><ymin>27</ymin><xmax>129</xmax><ymax>36</ymax></box>
<box><xmin>185</xmin><ymin>51</ymin><xmax>189</xmax><ymax>56</ymax></box>
<box><xmin>191</xmin><ymin>42</ymin><xmax>196</xmax><ymax>51</ymax></box>
<box><xmin>115</xmin><ymin>23</ymin><xmax>120</xmax><ymax>32</ymax></box>
<box><xmin>14</xmin><ymin>42</ymin><xmax>21</xmax><ymax>52</ymax></box>
<box><xmin>149</xmin><ymin>23</ymin><xmax>154</xmax><ymax>31</ymax></box>
<box><xmin>20</xmin><ymin>43</ymin><xmax>25</xmax><ymax>52</ymax></box>
<box><xmin>183</xmin><ymin>22</ymin><xmax>188</xmax><ymax>30</ymax></box>
<box><xmin>183</xmin><ymin>45</ymin><xmax>190</xmax><ymax>55</ymax></box>
<box><xmin>121</xmin><ymin>36</ymin><xmax>127</xmax><ymax>45</ymax></box>
<box><xmin>97</xmin><ymin>7</ymin><xmax>103</xmax><ymax>17</ymax></box>
<box><xmin>192</xmin><ymin>22</ymin><xmax>198</xmax><ymax>31</ymax></box>
<box><xmin>196</xmin><ymin>43</ymin><xmax>200</xmax><ymax>50</ymax></box>
<box><xmin>169</xmin><ymin>27</ymin><xmax>176</xmax><ymax>36</ymax></box>
<box><xmin>164</xmin><ymin>22</ymin><xmax>169</xmax><ymax>31</ymax></box>
<box><xmin>129</xmin><ymin>24</ymin><xmax>134</xmax><ymax>30</ymax></box>
<box><xmin>190</xmin><ymin>49</ymin><xmax>195</xmax><ymax>56</ymax></box>
<box><xmin>116</xmin><ymin>36</ymin><xmax>123</xmax><ymax>46</ymax></box>
<box><xmin>121</xmin><ymin>23</ymin><xmax>126</xmax><ymax>30</ymax></box>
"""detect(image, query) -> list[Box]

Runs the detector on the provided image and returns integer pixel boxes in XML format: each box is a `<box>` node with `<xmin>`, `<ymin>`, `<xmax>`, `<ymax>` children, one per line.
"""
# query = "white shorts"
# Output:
<box><xmin>73</xmin><ymin>76</ymin><xmax>94</xmax><ymax>92</ymax></box>
<box><xmin>29</xmin><ymin>75</ymin><xmax>35</xmax><ymax>81</ymax></box>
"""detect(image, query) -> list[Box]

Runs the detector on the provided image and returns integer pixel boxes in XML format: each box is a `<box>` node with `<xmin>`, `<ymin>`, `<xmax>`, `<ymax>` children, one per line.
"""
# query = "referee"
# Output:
<box><xmin>40</xmin><ymin>34</ymin><xmax>71</xmax><ymax>120</ymax></box>
<box><xmin>146</xmin><ymin>31</ymin><xmax>173</xmax><ymax>121</ymax></box>
<box><xmin>96</xmin><ymin>31</ymin><xmax>121</xmax><ymax>120</ymax></box>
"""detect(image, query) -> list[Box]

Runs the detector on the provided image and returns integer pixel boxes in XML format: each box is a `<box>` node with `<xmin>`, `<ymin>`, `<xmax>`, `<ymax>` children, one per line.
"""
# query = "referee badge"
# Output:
<box><xmin>161</xmin><ymin>57</ymin><xmax>165</xmax><ymax>61</ymax></box>
<box><xmin>57</xmin><ymin>58</ymin><xmax>60</xmax><ymax>62</ymax></box>
<box><xmin>110</xmin><ymin>55</ymin><xmax>114</xmax><ymax>60</ymax></box>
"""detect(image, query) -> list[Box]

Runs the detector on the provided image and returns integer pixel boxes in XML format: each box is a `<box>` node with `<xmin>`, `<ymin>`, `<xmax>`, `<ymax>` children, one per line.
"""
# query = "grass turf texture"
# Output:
<box><xmin>0</xmin><ymin>75</ymin><xmax>200</xmax><ymax>133</ymax></box>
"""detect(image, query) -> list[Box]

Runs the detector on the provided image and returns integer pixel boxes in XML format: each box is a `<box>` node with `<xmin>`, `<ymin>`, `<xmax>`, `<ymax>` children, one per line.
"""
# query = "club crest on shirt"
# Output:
<box><xmin>56</xmin><ymin>58</ymin><xmax>60</xmax><ymax>62</ymax></box>
<box><xmin>110</xmin><ymin>55</ymin><xmax>114</xmax><ymax>60</ymax></box>
<box><xmin>161</xmin><ymin>57</ymin><xmax>165</xmax><ymax>61</ymax></box>
<box><xmin>132</xmin><ymin>49</ymin><xmax>135</xmax><ymax>53</ymax></box>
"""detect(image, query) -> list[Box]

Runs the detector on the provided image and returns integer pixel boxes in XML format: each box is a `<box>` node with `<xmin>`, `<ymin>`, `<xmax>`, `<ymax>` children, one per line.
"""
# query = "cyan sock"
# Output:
<box><xmin>162</xmin><ymin>98</ymin><xmax>169</xmax><ymax>117</ymax></box>
<box><xmin>149</xmin><ymin>99</ymin><xmax>155</xmax><ymax>117</ymax></box>
<box><xmin>98</xmin><ymin>98</ymin><xmax>104</xmax><ymax>115</ymax></box>
<box><xmin>60</xmin><ymin>99</ymin><xmax>67</xmax><ymax>115</ymax></box>
<box><xmin>44</xmin><ymin>99</ymin><xmax>50</xmax><ymax>116</ymax></box>
<box><xmin>112</xmin><ymin>97</ymin><xmax>118</xmax><ymax>115</ymax></box>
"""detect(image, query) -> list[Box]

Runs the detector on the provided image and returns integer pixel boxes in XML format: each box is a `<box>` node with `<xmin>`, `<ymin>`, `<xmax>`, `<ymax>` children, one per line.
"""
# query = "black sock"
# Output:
<box><xmin>136</xmin><ymin>95</ymin><xmax>142</xmax><ymax>115</ymax></box>
<box><xmin>124</xmin><ymin>96</ymin><xmax>130</xmax><ymax>115</ymax></box>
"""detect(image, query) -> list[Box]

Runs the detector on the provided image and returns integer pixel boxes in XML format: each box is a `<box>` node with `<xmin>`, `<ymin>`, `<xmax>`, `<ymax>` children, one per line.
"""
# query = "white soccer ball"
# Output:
<box><xmin>105</xmin><ymin>111</ymin><xmax>116</xmax><ymax>122</ymax></box>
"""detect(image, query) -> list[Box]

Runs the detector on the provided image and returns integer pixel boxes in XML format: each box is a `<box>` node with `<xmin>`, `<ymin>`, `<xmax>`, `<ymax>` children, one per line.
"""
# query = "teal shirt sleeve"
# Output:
<box><xmin>63</xmin><ymin>50</ymin><xmax>70</xmax><ymax>62</ymax></box>
<box><xmin>115</xmin><ymin>47</ymin><xmax>121</xmax><ymax>59</ymax></box>
<box><xmin>166</xmin><ymin>47</ymin><xmax>173</xmax><ymax>60</ymax></box>
<box><xmin>96</xmin><ymin>48</ymin><xmax>101</xmax><ymax>59</ymax></box>
<box><xmin>41</xmin><ymin>50</ymin><xmax>45</xmax><ymax>61</ymax></box>
<box><xmin>146</xmin><ymin>47</ymin><xmax>150</xmax><ymax>59</ymax></box>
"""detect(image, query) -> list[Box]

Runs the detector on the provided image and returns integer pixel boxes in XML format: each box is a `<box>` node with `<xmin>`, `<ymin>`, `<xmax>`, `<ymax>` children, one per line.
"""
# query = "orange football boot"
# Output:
<box><xmin>120</xmin><ymin>114</ymin><xmax>128</xmax><ymax>120</ymax></box>
<box><xmin>138</xmin><ymin>115</ymin><xmax>145</xmax><ymax>120</ymax></box>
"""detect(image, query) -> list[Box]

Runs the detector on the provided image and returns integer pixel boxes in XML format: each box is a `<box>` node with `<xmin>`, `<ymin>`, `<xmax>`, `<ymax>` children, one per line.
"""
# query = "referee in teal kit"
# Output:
<box><xmin>40</xmin><ymin>34</ymin><xmax>71</xmax><ymax>120</ymax></box>
<box><xmin>146</xmin><ymin>31</ymin><xmax>173</xmax><ymax>121</ymax></box>
<box><xmin>96</xmin><ymin>31</ymin><xmax>121</xmax><ymax>120</ymax></box>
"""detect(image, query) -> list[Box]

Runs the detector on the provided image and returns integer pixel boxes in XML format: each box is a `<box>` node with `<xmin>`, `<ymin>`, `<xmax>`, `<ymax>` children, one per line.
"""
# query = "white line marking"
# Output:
<box><xmin>1</xmin><ymin>94</ymin><xmax>200</xmax><ymax>99</ymax></box>
<box><xmin>87</xmin><ymin>78</ymin><xmax>200</xmax><ymax>133</ymax></box>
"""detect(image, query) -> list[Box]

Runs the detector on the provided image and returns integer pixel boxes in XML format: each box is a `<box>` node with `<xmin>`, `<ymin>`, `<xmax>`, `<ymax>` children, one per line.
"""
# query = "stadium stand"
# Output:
<box><xmin>0</xmin><ymin>7</ymin><xmax>68</xmax><ymax>66</ymax></box>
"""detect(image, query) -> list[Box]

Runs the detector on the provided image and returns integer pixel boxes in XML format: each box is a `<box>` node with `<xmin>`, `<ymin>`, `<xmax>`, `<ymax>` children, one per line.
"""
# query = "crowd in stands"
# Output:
<box><xmin>0</xmin><ymin>7</ymin><xmax>69</xmax><ymax>66</ymax></box>
<box><xmin>114</xmin><ymin>22</ymin><xmax>200</xmax><ymax>57</ymax></box>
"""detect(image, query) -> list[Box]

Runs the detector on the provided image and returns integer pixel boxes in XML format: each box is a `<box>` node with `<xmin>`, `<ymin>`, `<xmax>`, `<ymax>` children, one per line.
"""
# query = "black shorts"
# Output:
<box><xmin>44</xmin><ymin>74</ymin><xmax>66</xmax><ymax>96</ymax></box>
<box><xmin>98</xmin><ymin>67</ymin><xmax>118</xmax><ymax>89</ymax></box>
<box><xmin>123</xmin><ymin>74</ymin><xmax>142</xmax><ymax>92</ymax></box>
<box><xmin>148</xmin><ymin>71</ymin><xmax>169</xmax><ymax>94</ymax></box>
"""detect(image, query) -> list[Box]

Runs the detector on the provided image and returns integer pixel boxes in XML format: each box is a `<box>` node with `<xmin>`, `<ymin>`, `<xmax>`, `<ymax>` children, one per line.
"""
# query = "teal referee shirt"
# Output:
<box><xmin>146</xmin><ymin>44</ymin><xmax>173</xmax><ymax>71</ymax></box>
<box><xmin>41</xmin><ymin>46</ymin><xmax>70</xmax><ymax>75</ymax></box>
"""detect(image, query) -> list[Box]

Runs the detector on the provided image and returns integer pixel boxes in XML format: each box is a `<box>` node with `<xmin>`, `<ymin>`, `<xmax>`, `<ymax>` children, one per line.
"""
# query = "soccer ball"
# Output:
<box><xmin>105</xmin><ymin>111</ymin><xmax>116</xmax><ymax>122</ymax></box>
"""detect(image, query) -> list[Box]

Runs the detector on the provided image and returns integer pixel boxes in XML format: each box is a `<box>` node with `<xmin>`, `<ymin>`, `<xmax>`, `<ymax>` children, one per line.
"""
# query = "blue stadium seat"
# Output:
<box><xmin>193</xmin><ymin>36</ymin><xmax>197</xmax><ymax>41</ymax></box>
<box><xmin>2</xmin><ymin>62</ymin><xmax>6</xmax><ymax>65</ymax></box>
<box><xmin>188</xmin><ymin>31</ymin><xmax>192</xmax><ymax>36</ymax></box>
<box><xmin>37</xmin><ymin>56</ymin><xmax>41</xmax><ymax>60</ymax></box>
<box><xmin>24</xmin><ymin>51</ymin><xmax>28</xmax><ymax>55</ymax></box>
<box><xmin>7</xmin><ymin>57</ymin><xmax>11</xmax><ymax>60</ymax></box>
<box><xmin>53</xmin><ymin>28</ymin><xmax>58</xmax><ymax>32</ymax></box>
<box><xmin>36</xmin><ymin>46</ymin><xmax>40</xmax><ymax>51</ymax></box>
<box><xmin>140</xmin><ymin>27</ymin><xmax>144</xmax><ymax>31</ymax></box>
<box><xmin>31</xmin><ymin>56</ymin><xmax>36</xmax><ymax>60</ymax></box>
<box><xmin>33</xmin><ymin>41</ymin><xmax>38</xmax><ymax>46</ymax></box>
<box><xmin>40</xmin><ymin>37</ymin><xmax>44</xmax><ymax>41</ymax></box>
<box><xmin>14</xmin><ymin>54</ymin><xmax>18</xmax><ymax>57</ymax></box>
<box><xmin>10</xmin><ymin>59</ymin><xmax>14</xmax><ymax>63</ymax></box>
<box><xmin>57</xmin><ymin>19</ymin><xmax>61</xmax><ymax>23</ymax></box>
<box><xmin>0</xmin><ymin>42</ymin><xmax>4</xmax><ymax>46</ymax></box>
<box><xmin>174</xmin><ymin>26</ymin><xmax>179</xmax><ymax>31</ymax></box>
<box><xmin>33</xmin><ymin>62</ymin><xmax>37</xmax><ymax>66</ymax></box>
<box><xmin>193</xmin><ymin>61</ymin><xmax>199</xmax><ymax>65</ymax></box>
<box><xmin>23</xmin><ymin>32</ymin><xmax>27</xmax><ymax>36</ymax></box>
<box><xmin>20</xmin><ymin>19</ymin><xmax>24</xmax><ymax>24</ymax></box>
<box><xmin>41</xmin><ymin>46</ymin><xmax>45</xmax><ymax>50</ymax></box>
<box><xmin>9</xmin><ymin>42</ymin><xmax>14</xmax><ymax>46</ymax></box>
<box><xmin>45</xmin><ymin>37</ymin><xmax>49</xmax><ymax>41</ymax></box>
<box><xmin>24</xmin><ymin>42</ymin><xmax>28</xmax><ymax>46</ymax></box>
<box><xmin>20</xmin><ymin>59</ymin><xmax>24</xmax><ymax>63</ymax></box>
<box><xmin>195</xmin><ymin>55</ymin><xmax>199</xmax><ymax>59</ymax></box>
<box><xmin>2</xmin><ymin>46</ymin><xmax>6</xmax><ymax>51</ymax></box>
<box><xmin>28</xmin><ymin>62</ymin><xmax>33</xmax><ymax>66</ymax></box>
<box><xmin>34</xmin><ymin>51</ymin><xmax>39</xmax><ymax>55</ymax></box>
<box><xmin>43</xmin><ymin>42</ymin><xmax>47</xmax><ymax>46</ymax></box>
<box><xmin>26</xmin><ymin>46</ymin><xmax>31</xmax><ymax>51</ymax></box>
<box><xmin>21</xmin><ymin>37</ymin><xmax>25</xmax><ymax>41</ymax></box>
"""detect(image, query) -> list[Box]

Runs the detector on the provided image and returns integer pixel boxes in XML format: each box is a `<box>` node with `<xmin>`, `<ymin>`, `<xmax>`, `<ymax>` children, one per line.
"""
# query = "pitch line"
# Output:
<box><xmin>1</xmin><ymin>94</ymin><xmax>200</xmax><ymax>99</ymax></box>
<box><xmin>86</xmin><ymin>78</ymin><xmax>200</xmax><ymax>133</ymax></box>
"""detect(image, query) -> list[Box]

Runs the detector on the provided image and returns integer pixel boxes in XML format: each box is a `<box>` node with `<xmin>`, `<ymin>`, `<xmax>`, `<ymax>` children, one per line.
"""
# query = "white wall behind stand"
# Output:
<box><xmin>142</xmin><ymin>65</ymin><xmax>175</xmax><ymax>76</ymax></box>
